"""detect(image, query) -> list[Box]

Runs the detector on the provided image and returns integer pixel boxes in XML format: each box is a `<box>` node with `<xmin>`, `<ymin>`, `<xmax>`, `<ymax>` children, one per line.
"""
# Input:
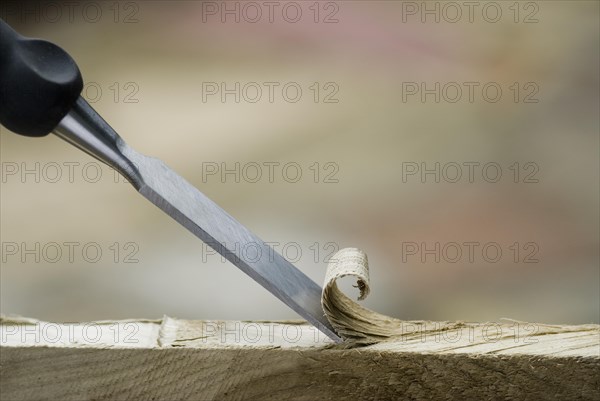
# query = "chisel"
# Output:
<box><xmin>0</xmin><ymin>19</ymin><xmax>341</xmax><ymax>342</ymax></box>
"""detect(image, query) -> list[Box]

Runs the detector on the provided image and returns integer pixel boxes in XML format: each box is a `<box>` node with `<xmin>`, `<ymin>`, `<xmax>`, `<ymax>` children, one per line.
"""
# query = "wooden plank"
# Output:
<box><xmin>1</xmin><ymin>316</ymin><xmax>599</xmax><ymax>400</ymax></box>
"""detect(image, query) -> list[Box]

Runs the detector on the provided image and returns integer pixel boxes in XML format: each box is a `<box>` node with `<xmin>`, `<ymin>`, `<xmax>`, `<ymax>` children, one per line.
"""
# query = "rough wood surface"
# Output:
<box><xmin>1</xmin><ymin>315</ymin><xmax>598</xmax><ymax>401</ymax></box>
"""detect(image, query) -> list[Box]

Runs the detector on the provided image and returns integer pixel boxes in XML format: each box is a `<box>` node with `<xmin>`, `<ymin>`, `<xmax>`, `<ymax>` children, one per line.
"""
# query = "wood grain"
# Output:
<box><xmin>1</xmin><ymin>316</ymin><xmax>598</xmax><ymax>400</ymax></box>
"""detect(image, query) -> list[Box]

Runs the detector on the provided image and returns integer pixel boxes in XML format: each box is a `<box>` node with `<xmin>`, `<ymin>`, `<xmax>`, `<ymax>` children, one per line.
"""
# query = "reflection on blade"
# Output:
<box><xmin>121</xmin><ymin>145</ymin><xmax>341</xmax><ymax>342</ymax></box>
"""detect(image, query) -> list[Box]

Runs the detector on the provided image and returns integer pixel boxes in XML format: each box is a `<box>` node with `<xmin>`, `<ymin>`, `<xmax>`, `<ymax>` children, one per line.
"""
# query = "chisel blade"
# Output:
<box><xmin>121</xmin><ymin>145</ymin><xmax>341</xmax><ymax>342</ymax></box>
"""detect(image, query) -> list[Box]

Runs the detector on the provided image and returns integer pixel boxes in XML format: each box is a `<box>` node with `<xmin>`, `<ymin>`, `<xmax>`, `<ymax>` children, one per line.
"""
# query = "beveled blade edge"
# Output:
<box><xmin>121</xmin><ymin>145</ymin><xmax>341</xmax><ymax>342</ymax></box>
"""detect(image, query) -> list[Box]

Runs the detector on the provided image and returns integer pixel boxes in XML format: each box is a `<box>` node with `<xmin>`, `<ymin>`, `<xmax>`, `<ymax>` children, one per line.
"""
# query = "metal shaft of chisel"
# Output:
<box><xmin>53</xmin><ymin>97</ymin><xmax>342</xmax><ymax>343</ymax></box>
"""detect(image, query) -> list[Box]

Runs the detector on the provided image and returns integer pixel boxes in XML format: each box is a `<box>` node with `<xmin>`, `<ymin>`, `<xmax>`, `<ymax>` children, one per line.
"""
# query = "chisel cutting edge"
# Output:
<box><xmin>0</xmin><ymin>19</ymin><xmax>342</xmax><ymax>342</ymax></box>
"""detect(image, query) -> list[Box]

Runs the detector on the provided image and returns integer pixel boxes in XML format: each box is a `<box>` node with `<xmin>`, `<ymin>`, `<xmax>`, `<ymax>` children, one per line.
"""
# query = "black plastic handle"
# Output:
<box><xmin>0</xmin><ymin>19</ymin><xmax>83</xmax><ymax>137</ymax></box>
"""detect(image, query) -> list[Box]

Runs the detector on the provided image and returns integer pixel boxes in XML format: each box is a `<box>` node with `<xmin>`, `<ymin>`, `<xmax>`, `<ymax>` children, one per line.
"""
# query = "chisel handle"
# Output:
<box><xmin>0</xmin><ymin>18</ymin><xmax>83</xmax><ymax>137</ymax></box>
<box><xmin>0</xmin><ymin>19</ymin><xmax>141</xmax><ymax>187</ymax></box>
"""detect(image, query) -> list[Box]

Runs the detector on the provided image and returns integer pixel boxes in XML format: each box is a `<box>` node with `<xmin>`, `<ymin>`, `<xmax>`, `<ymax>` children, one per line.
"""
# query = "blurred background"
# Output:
<box><xmin>1</xmin><ymin>1</ymin><xmax>598</xmax><ymax>325</ymax></box>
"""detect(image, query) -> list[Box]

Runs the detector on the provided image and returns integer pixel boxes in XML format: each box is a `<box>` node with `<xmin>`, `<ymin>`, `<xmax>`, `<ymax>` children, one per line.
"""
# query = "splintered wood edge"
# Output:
<box><xmin>1</xmin><ymin>315</ymin><xmax>598</xmax><ymax>357</ymax></box>
<box><xmin>1</xmin><ymin>316</ymin><xmax>599</xmax><ymax>401</ymax></box>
